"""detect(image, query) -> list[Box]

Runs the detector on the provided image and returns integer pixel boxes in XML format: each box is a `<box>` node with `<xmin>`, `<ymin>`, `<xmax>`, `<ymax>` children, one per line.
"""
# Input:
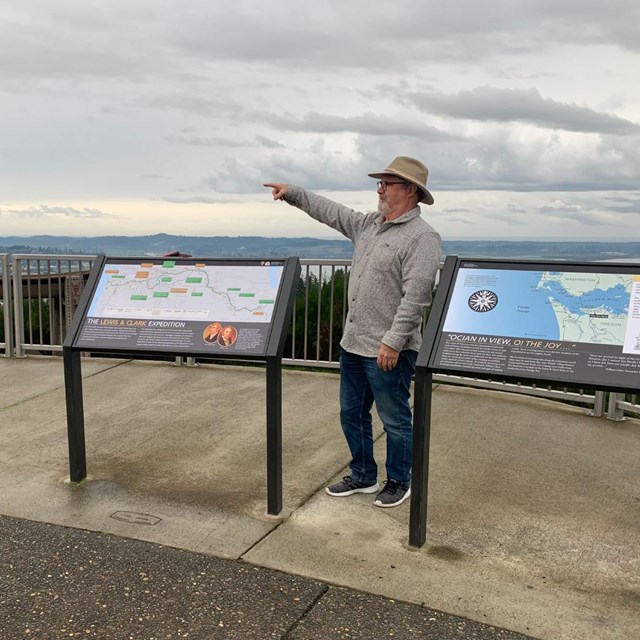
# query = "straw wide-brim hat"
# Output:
<box><xmin>368</xmin><ymin>156</ymin><xmax>434</xmax><ymax>205</ymax></box>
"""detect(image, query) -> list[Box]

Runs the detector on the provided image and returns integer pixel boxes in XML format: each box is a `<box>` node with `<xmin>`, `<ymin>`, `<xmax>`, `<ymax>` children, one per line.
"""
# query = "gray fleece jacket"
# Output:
<box><xmin>284</xmin><ymin>185</ymin><xmax>441</xmax><ymax>357</ymax></box>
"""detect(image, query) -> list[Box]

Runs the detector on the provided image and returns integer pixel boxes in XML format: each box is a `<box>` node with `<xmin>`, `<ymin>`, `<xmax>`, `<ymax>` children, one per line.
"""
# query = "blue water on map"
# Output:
<box><xmin>443</xmin><ymin>270</ymin><xmax>554</xmax><ymax>338</ymax></box>
<box><xmin>442</xmin><ymin>269</ymin><xmax>630</xmax><ymax>341</ymax></box>
<box><xmin>537</xmin><ymin>280</ymin><xmax>628</xmax><ymax>315</ymax></box>
<box><xmin>268</xmin><ymin>266</ymin><xmax>284</xmax><ymax>291</ymax></box>
<box><xmin>87</xmin><ymin>273</ymin><xmax>109</xmax><ymax>316</ymax></box>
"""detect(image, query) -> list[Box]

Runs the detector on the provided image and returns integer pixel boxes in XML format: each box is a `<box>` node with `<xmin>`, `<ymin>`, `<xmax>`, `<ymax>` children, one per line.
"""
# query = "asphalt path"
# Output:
<box><xmin>0</xmin><ymin>515</ymin><xmax>536</xmax><ymax>640</ymax></box>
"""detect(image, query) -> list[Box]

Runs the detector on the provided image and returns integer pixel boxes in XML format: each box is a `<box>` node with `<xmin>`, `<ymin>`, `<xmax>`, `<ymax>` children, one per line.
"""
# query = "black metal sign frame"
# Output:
<box><xmin>409</xmin><ymin>256</ymin><xmax>640</xmax><ymax>546</ymax></box>
<box><xmin>63</xmin><ymin>255</ymin><xmax>301</xmax><ymax>516</ymax></box>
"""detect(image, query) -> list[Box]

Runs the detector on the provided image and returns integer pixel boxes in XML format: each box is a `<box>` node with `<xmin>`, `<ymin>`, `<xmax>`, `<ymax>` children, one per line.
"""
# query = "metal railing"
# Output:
<box><xmin>1</xmin><ymin>253</ymin><xmax>638</xmax><ymax>419</ymax></box>
<box><xmin>431</xmin><ymin>374</ymin><xmax>606</xmax><ymax>414</ymax></box>
<box><xmin>283</xmin><ymin>259</ymin><xmax>350</xmax><ymax>368</ymax></box>
<box><xmin>10</xmin><ymin>254</ymin><xmax>96</xmax><ymax>357</ymax></box>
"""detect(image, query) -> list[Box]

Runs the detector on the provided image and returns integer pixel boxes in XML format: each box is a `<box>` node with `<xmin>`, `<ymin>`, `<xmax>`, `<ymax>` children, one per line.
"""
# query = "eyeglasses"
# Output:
<box><xmin>376</xmin><ymin>180</ymin><xmax>407</xmax><ymax>191</ymax></box>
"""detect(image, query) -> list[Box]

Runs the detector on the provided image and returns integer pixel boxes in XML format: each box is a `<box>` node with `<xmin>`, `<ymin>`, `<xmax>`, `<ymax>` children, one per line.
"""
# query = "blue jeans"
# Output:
<box><xmin>339</xmin><ymin>348</ymin><xmax>417</xmax><ymax>486</ymax></box>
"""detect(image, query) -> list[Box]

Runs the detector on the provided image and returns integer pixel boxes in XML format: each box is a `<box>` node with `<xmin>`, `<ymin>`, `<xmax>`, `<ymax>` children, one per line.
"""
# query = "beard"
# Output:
<box><xmin>377</xmin><ymin>197</ymin><xmax>390</xmax><ymax>216</ymax></box>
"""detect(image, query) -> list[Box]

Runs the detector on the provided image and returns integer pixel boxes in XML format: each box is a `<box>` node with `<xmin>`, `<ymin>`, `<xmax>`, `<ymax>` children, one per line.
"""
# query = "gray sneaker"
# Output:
<box><xmin>373</xmin><ymin>480</ymin><xmax>411</xmax><ymax>508</ymax></box>
<box><xmin>326</xmin><ymin>475</ymin><xmax>379</xmax><ymax>497</ymax></box>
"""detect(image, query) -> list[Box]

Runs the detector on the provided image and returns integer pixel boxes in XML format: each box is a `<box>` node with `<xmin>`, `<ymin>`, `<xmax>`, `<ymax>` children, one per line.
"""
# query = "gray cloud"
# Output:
<box><xmin>203</xmin><ymin>146</ymin><xmax>381</xmax><ymax>195</ymax></box>
<box><xmin>0</xmin><ymin>205</ymin><xmax>116</xmax><ymax>218</ymax></box>
<box><xmin>200</xmin><ymin>158</ymin><xmax>267</xmax><ymax>194</ymax></box>
<box><xmin>159</xmin><ymin>195</ymin><xmax>240</xmax><ymax>204</ymax></box>
<box><xmin>194</xmin><ymin>121</ymin><xmax>640</xmax><ymax>197</ymax></box>
<box><xmin>438</xmin><ymin>213</ymin><xmax>477</xmax><ymax>225</ymax></box>
<box><xmin>166</xmin><ymin>134</ymin><xmax>285</xmax><ymax>149</ymax></box>
<box><xmin>164</xmin><ymin>1</ymin><xmax>640</xmax><ymax>69</ymax></box>
<box><xmin>142</xmin><ymin>93</ymin><xmax>240</xmax><ymax>117</ymax></box>
<box><xmin>0</xmin><ymin>3</ymin><xmax>175</xmax><ymax>84</ymax></box>
<box><xmin>537</xmin><ymin>199</ymin><xmax>624</xmax><ymax>226</ymax></box>
<box><xmin>257</xmin><ymin>111</ymin><xmax>458</xmax><ymax>141</ymax></box>
<box><xmin>540</xmin><ymin>202</ymin><xmax>586</xmax><ymax>214</ymax></box>
<box><xmin>406</xmin><ymin>87</ymin><xmax>640</xmax><ymax>134</ymax></box>
<box><xmin>602</xmin><ymin>194</ymin><xmax>640</xmax><ymax>213</ymax></box>
<box><xmin>166</xmin><ymin>135</ymin><xmax>248</xmax><ymax>148</ymax></box>
<box><xmin>2</xmin><ymin>1</ymin><xmax>638</xmax><ymax>93</ymax></box>
<box><xmin>255</xmin><ymin>135</ymin><xmax>287</xmax><ymax>149</ymax></box>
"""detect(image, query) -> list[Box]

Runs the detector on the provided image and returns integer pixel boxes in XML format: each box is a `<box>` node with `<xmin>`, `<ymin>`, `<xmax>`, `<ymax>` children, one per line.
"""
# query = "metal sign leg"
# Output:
<box><xmin>63</xmin><ymin>348</ymin><xmax>87</xmax><ymax>482</ymax></box>
<box><xmin>266</xmin><ymin>357</ymin><xmax>283</xmax><ymax>515</ymax></box>
<box><xmin>409</xmin><ymin>370</ymin><xmax>433</xmax><ymax>547</ymax></box>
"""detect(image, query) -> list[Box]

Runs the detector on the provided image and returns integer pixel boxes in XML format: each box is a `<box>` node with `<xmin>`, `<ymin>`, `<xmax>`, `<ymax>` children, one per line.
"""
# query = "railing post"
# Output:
<box><xmin>587</xmin><ymin>390</ymin><xmax>605</xmax><ymax>417</ymax></box>
<box><xmin>11</xmin><ymin>255</ymin><xmax>26</xmax><ymax>357</ymax></box>
<box><xmin>606</xmin><ymin>393</ymin><xmax>626</xmax><ymax>421</ymax></box>
<box><xmin>1</xmin><ymin>254</ymin><xmax>14</xmax><ymax>356</ymax></box>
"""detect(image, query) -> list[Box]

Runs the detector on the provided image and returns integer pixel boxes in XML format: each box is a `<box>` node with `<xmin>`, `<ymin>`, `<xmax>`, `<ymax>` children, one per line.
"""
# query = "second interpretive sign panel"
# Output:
<box><xmin>428</xmin><ymin>258</ymin><xmax>640</xmax><ymax>392</ymax></box>
<box><xmin>72</xmin><ymin>257</ymin><xmax>291</xmax><ymax>357</ymax></box>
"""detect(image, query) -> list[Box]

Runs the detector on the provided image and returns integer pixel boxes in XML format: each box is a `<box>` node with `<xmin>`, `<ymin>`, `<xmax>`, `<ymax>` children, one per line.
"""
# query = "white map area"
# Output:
<box><xmin>623</xmin><ymin>278</ymin><xmax>640</xmax><ymax>355</ymax></box>
<box><xmin>535</xmin><ymin>272</ymin><xmax>633</xmax><ymax>347</ymax></box>
<box><xmin>87</xmin><ymin>263</ymin><xmax>283</xmax><ymax>322</ymax></box>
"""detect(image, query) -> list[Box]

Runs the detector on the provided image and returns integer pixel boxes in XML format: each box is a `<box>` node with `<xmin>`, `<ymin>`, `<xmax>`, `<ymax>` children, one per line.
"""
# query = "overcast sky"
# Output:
<box><xmin>1</xmin><ymin>0</ymin><xmax>639</xmax><ymax>241</ymax></box>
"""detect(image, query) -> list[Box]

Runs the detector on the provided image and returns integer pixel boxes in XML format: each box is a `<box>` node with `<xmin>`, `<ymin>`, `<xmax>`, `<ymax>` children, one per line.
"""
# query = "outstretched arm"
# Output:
<box><xmin>262</xmin><ymin>182</ymin><xmax>365</xmax><ymax>241</ymax></box>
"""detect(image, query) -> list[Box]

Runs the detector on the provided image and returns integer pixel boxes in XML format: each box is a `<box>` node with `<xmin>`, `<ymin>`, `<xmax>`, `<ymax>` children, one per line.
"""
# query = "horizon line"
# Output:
<box><xmin>1</xmin><ymin>234</ymin><xmax>639</xmax><ymax>244</ymax></box>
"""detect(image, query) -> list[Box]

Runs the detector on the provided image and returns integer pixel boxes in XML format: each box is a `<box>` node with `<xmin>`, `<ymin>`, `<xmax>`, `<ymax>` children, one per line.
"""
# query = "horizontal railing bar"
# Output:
<box><xmin>11</xmin><ymin>253</ymin><xmax>98</xmax><ymax>261</ymax></box>
<box><xmin>611</xmin><ymin>399</ymin><xmax>640</xmax><ymax>417</ymax></box>
<box><xmin>282</xmin><ymin>358</ymin><xmax>340</xmax><ymax>370</ymax></box>
<box><xmin>433</xmin><ymin>374</ymin><xmax>596</xmax><ymax>404</ymax></box>
<box><xmin>18</xmin><ymin>343</ymin><xmax>64</xmax><ymax>352</ymax></box>
<box><xmin>299</xmin><ymin>258</ymin><xmax>351</xmax><ymax>266</ymax></box>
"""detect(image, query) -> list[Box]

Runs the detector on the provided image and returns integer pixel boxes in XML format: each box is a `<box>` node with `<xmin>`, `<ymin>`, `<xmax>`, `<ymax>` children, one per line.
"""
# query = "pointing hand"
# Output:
<box><xmin>263</xmin><ymin>182</ymin><xmax>288</xmax><ymax>200</ymax></box>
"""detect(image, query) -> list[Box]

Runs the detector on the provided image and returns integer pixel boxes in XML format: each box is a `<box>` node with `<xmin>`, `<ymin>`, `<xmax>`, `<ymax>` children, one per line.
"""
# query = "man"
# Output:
<box><xmin>203</xmin><ymin>322</ymin><xmax>222</xmax><ymax>343</ymax></box>
<box><xmin>264</xmin><ymin>156</ymin><xmax>441</xmax><ymax>507</ymax></box>
<box><xmin>218</xmin><ymin>325</ymin><xmax>237</xmax><ymax>347</ymax></box>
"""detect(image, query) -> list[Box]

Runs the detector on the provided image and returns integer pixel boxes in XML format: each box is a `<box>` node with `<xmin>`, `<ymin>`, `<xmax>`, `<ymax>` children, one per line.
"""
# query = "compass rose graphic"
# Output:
<box><xmin>468</xmin><ymin>290</ymin><xmax>498</xmax><ymax>312</ymax></box>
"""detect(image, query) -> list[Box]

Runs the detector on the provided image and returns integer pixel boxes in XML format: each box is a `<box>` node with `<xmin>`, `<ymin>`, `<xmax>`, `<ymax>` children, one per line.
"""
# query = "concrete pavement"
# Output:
<box><xmin>0</xmin><ymin>356</ymin><xmax>638</xmax><ymax>639</ymax></box>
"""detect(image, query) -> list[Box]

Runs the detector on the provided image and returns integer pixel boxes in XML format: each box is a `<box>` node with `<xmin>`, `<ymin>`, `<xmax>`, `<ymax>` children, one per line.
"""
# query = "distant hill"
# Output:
<box><xmin>1</xmin><ymin>234</ymin><xmax>640</xmax><ymax>262</ymax></box>
<box><xmin>0</xmin><ymin>234</ymin><xmax>353</xmax><ymax>259</ymax></box>
<box><xmin>441</xmin><ymin>240</ymin><xmax>640</xmax><ymax>262</ymax></box>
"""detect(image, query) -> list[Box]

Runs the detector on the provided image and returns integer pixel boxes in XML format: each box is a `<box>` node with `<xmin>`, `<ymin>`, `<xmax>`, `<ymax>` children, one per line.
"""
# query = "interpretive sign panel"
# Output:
<box><xmin>64</xmin><ymin>255</ymin><xmax>300</xmax><ymax>516</ymax></box>
<box><xmin>70</xmin><ymin>257</ymin><xmax>291</xmax><ymax>357</ymax></box>
<box><xmin>427</xmin><ymin>258</ymin><xmax>640</xmax><ymax>392</ymax></box>
<box><xmin>428</xmin><ymin>259</ymin><xmax>640</xmax><ymax>390</ymax></box>
<box><xmin>409</xmin><ymin>255</ymin><xmax>640</xmax><ymax>547</ymax></box>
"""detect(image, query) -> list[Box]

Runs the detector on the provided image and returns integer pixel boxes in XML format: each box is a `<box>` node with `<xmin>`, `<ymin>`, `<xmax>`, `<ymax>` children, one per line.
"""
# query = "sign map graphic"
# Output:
<box><xmin>86</xmin><ymin>260</ymin><xmax>284</xmax><ymax>323</ymax></box>
<box><xmin>443</xmin><ymin>268</ymin><xmax>638</xmax><ymax>353</ymax></box>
